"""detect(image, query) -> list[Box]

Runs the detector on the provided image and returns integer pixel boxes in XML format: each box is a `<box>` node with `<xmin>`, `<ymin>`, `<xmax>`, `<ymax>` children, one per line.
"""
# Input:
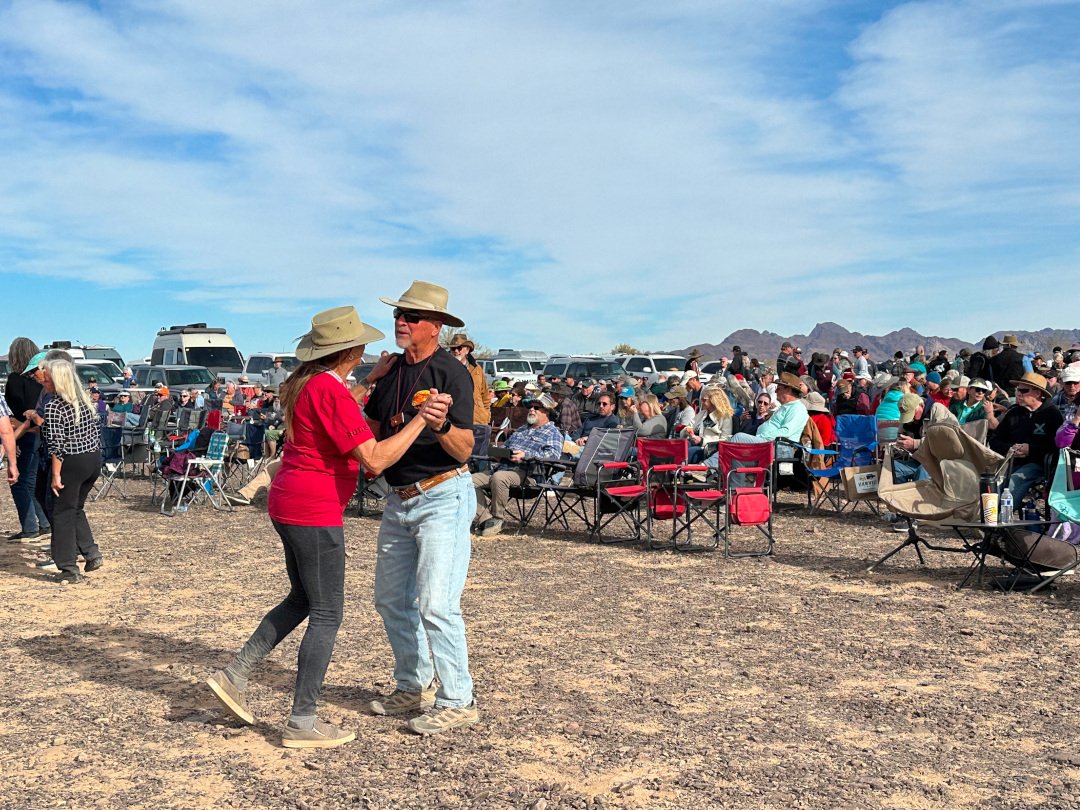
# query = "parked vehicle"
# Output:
<box><xmin>479</xmin><ymin>357</ymin><xmax>537</xmax><ymax>385</ymax></box>
<box><xmin>0</xmin><ymin>355</ymin><xmax>8</xmax><ymax>395</ymax></box>
<box><xmin>43</xmin><ymin>341</ymin><xmax>125</xmax><ymax>367</ymax></box>
<box><xmin>150</xmin><ymin>323</ymin><xmax>244</xmax><ymax>380</ymax></box>
<box><xmin>242</xmin><ymin>352</ymin><xmax>299</xmax><ymax>382</ymax></box>
<box><xmin>613</xmin><ymin>354</ymin><xmax>687</xmax><ymax>385</ymax></box>
<box><xmin>541</xmin><ymin>356</ymin><xmax>626</xmax><ymax>381</ymax></box>
<box><xmin>132</xmin><ymin>364</ymin><xmax>217</xmax><ymax>389</ymax></box>
<box><xmin>74</xmin><ymin>359</ymin><xmax>125</xmax><ymax>384</ymax></box>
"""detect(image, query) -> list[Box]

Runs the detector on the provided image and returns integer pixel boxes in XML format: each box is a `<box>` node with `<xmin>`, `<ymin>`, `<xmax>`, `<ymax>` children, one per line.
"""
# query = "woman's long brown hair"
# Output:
<box><xmin>279</xmin><ymin>347</ymin><xmax>352</xmax><ymax>437</ymax></box>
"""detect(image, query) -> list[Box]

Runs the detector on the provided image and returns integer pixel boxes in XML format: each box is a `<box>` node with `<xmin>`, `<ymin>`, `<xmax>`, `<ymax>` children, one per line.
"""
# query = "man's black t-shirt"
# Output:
<box><xmin>364</xmin><ymin>347</ymin><xmax>474</xmax><ymax>487</ymax></box>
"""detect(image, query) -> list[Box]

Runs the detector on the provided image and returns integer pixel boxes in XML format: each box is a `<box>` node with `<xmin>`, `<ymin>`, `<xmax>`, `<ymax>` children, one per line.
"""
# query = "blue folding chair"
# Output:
<box><xmin>802</xmin><ymin>414</ymin><xmax>878</xmax><ymax>514</ymax></box>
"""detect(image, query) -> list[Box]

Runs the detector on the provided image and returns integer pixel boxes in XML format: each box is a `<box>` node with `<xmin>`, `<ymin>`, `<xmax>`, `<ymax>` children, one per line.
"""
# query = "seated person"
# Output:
<box><xmin>663</xmin><ymin>386</ymin><xmax>696</xmax><ymax>438</ymax></box>
<box><xmin>472</xmin><ymin>393</ymin><xmax>563</xmax><ymax>536</ymax></box>
<box><xmin>950</xmin><ymin>378</ymin><xmax>999</xmax><ymax>427</ymax></box>
<box><xmin>110</xmin><ymin>391</ymin><xmax>135</xmax><ymax>414</ymax></box>
<box><xmin>491</xmin><ymin>379</ymin><xmax>512</xmax><ymax>408</ymax></box>
<box><xmin>741</xmin><ymin>392</ymin><xmax>775</xmax><ymax>435</ymax></box>
<box><xmin>805</xmin><ymin>391</ymin><xmax>836</xmax><ymax>446</ymax></box>
<box><xmin>685</xmin><ymin>385</ymin><xmax>734</xmax><ymax>462</ymax></box>
<box><xmin>625</xmin><ymin>393</ymin><xmax>667</xmax><ymax>438</ymax></box>
<box><xmin>706</xmin><ymin>373</ymin><xmax>808</xmax><ymax>467</ymax></box>
<box><xmin>574</xmin><ymin>392</ymin><xmax>618</xmax><ymax>443</ymax></box>
<box><xmin>989</xmin><ymin>372</ymin><xmax>1064</xmax><ymax>505</ymax></box>
<box><xmin>548</xmin><ymin>382</ymin><xmax>582</xmax><ymax>438</ymax></box>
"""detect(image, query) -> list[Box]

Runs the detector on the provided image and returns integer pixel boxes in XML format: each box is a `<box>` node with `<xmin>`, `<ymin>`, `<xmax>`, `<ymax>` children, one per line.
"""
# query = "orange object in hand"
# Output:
<box><xmin>412</xmin><ymin>390</ymin><xmax>431</xmax><ymax>407</ymax></box>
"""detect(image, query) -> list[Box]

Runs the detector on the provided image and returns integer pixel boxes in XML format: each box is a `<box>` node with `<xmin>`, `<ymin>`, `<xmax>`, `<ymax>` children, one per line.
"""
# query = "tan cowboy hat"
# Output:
<box><xmin>777</xmin><ymin>372</ymin><xmax>805</xmax><ymax>397</ymax></box>
<box><xmin>1010</xmin><ymin>371</ymin><xmax>1050</xmax><ymax>397</ymax></box>
<box><xmin>295</xmin><ymin>306</ymin><xmax>385</xmax><ymax>362</ymax></box>
<box><xmin>1001</xmin><ymin>334</ymin><xmax>1020</xmax><ymax>348</ymax></box>
<box><xmin>447</xmin><ymin>333</ymin><xmax>475</xmax><ymax>351</ymax></box>
<box><xmin>379</xmin><ymin>280</ymin><xmax>465</xmax><ymax>327</ymax></box>
<box><xmin>805</xmin><ymin>391</ymin><xmax>829</xmax><ymax>414</ymax></box>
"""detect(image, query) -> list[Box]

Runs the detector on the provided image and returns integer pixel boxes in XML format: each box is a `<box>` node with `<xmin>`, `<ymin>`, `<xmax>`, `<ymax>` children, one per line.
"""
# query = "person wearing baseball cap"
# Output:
<box><xmin>471</xmin><ymin>393</ymin><xmax>562</xmax><ymax>538</ymax></box>
<box><xmin>1050</xmin><ymin>363</ymin><xmax>1080</xmax><ymax>413</ymax></box>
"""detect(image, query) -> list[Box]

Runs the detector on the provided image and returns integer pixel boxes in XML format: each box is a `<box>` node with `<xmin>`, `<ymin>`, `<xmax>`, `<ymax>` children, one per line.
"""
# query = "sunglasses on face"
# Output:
<box><xmin>393</xmin><ymin>308</ymin><xmax>427</xmax><ymax>324</ymax></box>
<box><xmin>449</xmin><ymin>346</ymin><xmax>468</xmax><ymax>353</ymax></box>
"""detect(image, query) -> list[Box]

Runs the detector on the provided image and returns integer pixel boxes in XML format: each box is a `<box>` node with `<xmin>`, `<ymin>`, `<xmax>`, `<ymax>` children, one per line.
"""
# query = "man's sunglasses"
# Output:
<box><xmin>449</xmin><ymin>345</ymin><xmax>469</xmax><ymax>353</ymax></box>
<box><xmin>393</xmin><ymin>308</ymin><xmax>428</xmax><ymax>324</ymax></box>
<box><xmin>1015</xmin><ymin>386</ymin><xmax>1037</xmax><ymax>395</ymax></box>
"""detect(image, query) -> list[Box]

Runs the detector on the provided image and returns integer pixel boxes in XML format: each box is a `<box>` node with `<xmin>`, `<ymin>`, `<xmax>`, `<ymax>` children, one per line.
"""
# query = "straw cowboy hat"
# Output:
<box><xmin>805</xmin><ymin>391</ymin><xmax>829</xmax><ymax>414</ymax></box>
<box><xmin>295</xmin><ymin>306</ymin><xmax>385</xmax><ymax>362</ymax></box>
<box><xmin>1001</xmin><ymin>334</ymin><xmax>1020</xmax><ymax>348</ymax></box>
<box><xmin>1010</xmin><ymin>371</ymin><xmax>1051</xmax><ymax>398</ymax></box>
<box><xmin>447</xmin><ymin>334</ymin><xmax>475</xmax><ymax>351</ymax></box>
<box><xmin>379</xmin><ymin>280</ymin><xmax>465</xmax><ymax>328</ymax></box>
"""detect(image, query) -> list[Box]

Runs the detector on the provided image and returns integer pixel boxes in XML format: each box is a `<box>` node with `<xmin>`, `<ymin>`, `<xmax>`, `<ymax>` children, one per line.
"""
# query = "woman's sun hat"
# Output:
<box><xmin>295</xmin><ymin>306</ymin><xmax>385</xmax><ymax>362</ymax></box>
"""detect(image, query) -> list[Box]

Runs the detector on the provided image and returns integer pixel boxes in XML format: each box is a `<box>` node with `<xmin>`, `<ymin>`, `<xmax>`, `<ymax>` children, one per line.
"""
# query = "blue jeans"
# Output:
<box><xmin>374</xmin><ymin>472</ymin><xmax>475</xmax><ymax>708</ymax></box>
<box><xmin>892</xmin><ymin>457</ymin><xmax>931</xmax><ymax>484</ymax></box>
<box><xmin>11</xmin><ymin>433</ymin><xmax>50</xmax><ymax>533</ymax></box>
<box><xmin>1008</xmin><ymin>462</ymin><xmax>1044</xmax><ymax>505</ymax></box>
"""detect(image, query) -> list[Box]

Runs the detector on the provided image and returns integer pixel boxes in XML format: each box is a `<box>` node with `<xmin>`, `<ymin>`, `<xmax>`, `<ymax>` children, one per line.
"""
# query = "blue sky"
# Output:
<box><xmin>2</xmin><ymin>0</ymin><xmax>1079</xmax><ymax>363</ymax></box>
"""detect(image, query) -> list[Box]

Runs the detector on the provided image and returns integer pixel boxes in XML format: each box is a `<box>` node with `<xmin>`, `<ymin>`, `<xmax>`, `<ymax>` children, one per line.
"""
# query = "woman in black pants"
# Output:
<box><xmin>42</xmin><ymin>359</ymin><xmax>103</xmax><ymax>585</ymax></box>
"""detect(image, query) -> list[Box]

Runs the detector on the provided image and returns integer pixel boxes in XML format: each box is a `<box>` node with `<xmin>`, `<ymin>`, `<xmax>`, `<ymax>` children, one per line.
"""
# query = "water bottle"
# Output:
<box><xmin>999</xmin><ymin>487</ymin><xmax>1013</xmax><ymax>523</ymax></box>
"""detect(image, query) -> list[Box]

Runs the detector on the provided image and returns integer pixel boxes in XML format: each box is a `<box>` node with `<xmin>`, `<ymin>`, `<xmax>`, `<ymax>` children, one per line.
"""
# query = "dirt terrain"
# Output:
<box><xmin>1</xmin><ymin>481</ymin><xmax>1078</xmax><ymax>810</ymax></box>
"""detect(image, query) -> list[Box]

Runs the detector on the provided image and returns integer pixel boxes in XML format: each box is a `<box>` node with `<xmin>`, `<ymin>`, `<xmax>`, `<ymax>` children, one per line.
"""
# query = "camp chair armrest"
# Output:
<box><xmin>679</xmin><ymin>464</ymin><xmax>710</xmax><ymax>472</ymax></box>
<box><xmin>736</xmin><ymin>466</ymin><xmax>768</xmax><ymax>475</ymax></box>
<box><xmin>601</xmin><ymin>461</ymin><xmax>631</xmax><ymax>469</ymax></box>
<box><xmin>651</xmin><ymin>463</ymin><xmax>683</xmax><ymax>472</ymax></box>
<box><xmin>806</xmin><ymin>448</ymin><xmax>838</xmax><ymax>456</ymax></box>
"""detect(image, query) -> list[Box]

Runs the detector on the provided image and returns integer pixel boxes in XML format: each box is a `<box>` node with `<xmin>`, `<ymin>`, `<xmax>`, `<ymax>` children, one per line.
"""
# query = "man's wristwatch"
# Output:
<box><xmin>433</xmin><ymin>419</ymin><xmax>452</xmax><ymax>435</ymax></box>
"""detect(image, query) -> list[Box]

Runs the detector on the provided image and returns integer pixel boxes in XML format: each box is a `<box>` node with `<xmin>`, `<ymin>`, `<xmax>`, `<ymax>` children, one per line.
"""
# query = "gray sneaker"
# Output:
<box><xmin>478</xmin><ymin>518</ymin><xmax>503</xmax><ymax>537</ymax></box>
<box><xmin>369</xmin><ymin>684</ymin><xmax>436</xmax><ymax>716</ymax></box>
<box><xmin>281</xmin><ymin>719</ymin><xmax>355</xmax><ymax>749</ymax></box>
<box><xmin>206</xmin><ymin>670</ymin><xmax>254</xmax><ymax>725</ymax></box>
<box><xmin>408</xmin><ymin>702</ymin><xmax>480</xmax><ymax>736</ymax></box>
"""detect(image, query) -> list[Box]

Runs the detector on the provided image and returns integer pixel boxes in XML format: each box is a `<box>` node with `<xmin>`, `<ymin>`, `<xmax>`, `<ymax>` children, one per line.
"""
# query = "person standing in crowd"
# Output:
<box><xmin>267</xmin><ymin>357</ymin><xmax>291</xmax><ymax>389</ymax></box>
<box><xmin>4</xmin><ymin>339</ymin><xmax>50</xmax><ymax>542</ymax></box>
<box><xmin>989</xmin><ymin>335</ymin><xmax>1026</xmax><ymax>396</ymax></box>
<box><xmin>207</xmin><ymin>306</ymin><xmax>432</xmax><ymax>749</ymax></box>
<box><xmin>362</xmin><ymin>281</ymin><xmax>479</xmax><ymax>736</ymax></box>
<box><xmin>447</xmin><ymin>334</ymin><xmax>489</xmax><ymax>426</ymax></box>
<box><xmin>42</xmin><ymin>359</ymin><xmax>104</xmax><ymax>585</ymax></box>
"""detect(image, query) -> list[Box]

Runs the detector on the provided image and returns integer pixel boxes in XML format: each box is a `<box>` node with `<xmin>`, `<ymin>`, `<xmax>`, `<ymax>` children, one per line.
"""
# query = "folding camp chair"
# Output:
<box><xmin>469</xmin><ymin>424</ymin><xmax>492</xmax><ymax>473</ymax></box>
<box><xmin>172</xmin><ymin>430</ymin><xmax>232</xmax><ymax>513</ymax></box>
<box><xmin>93</xmin><ymin>423</ymin><xmax>128</xmax><ymax>500</ymax></box>
<box><xmin>534</xmin><ymin>428</ymin><xmax>638</xmax><ymax>541</ymax></box>
<box><xmin>598</xmin><ymin>438</ymin><xmax>690</xmax><ymax>550</ymax></box>
<box><xmin>802</xmin><ymin>414</ymin><xmax>878</xmax><ymax>514</ymax></box>
<box><xmin>714</xmin><ymin>441</ymin><xmax>775</xmax><ymax>558</ymax></box>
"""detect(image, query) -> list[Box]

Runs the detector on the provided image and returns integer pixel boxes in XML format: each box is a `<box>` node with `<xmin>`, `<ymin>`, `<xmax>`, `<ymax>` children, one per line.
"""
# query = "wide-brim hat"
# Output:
<box><xmin>1010</xmin><ymin>371</ymin><xmax>1050</xmax><ymax>397</ymax></box>
<box><xmin>1002</xmin><ymin>334</ymin><xmax>1020</xmax><ymax>347</ymax></box>
<box><xmin>295</xmin><ymin>306</ymin><xmax>385</xmax><ymax>362</ymax></box>
<box><xmin>872</xmin><ymin>371</ymin><xmax>894</xmax><ymax>388</ymax></box>
<box><xmin>777</xmin><ymin>372</ymin><xmax>805</xmax><ymax>396</ymax></box>
<box><xmin>968</xmin><ymin>378</ymin><xmax>993</xmax><ymax>392</ymax></box>
<box><xmin>687</xmin><ymin>348</ymin><xmax>702</xmax><ymax>359</ymax></box>
<box><xmin>805</xmin><ymin>391</ymin><xmax>829</xmax><ymax>414</ymax></box>
<box><xmin>550</xmin><ymin>382</ymin><xmax>574</xmax><ymax>397</ymax></box>
<box><xmin>379</xmin><ymin>280</ymin><xmax>465</xmax><ymax>328</ymax></box>
<box><xmin>447</xmin><ymin>333</ymin><xmax>475</xmax><ymax>351</ymax></box>
<box><xmin>665</xmin><ymin>385</ymin><xmax>688</xmax><ymax>400</ymax></box>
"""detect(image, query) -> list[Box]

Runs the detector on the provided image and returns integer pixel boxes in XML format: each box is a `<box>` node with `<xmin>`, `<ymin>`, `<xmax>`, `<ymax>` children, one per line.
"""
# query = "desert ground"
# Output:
<box><xmin>1</xmin><ymin>478</ymin><xmax>1078</xmax><ymax>810</ymax></box>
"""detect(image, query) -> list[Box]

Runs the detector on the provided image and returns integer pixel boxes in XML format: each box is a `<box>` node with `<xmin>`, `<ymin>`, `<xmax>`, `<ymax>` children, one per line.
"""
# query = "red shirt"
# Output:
<box><xmin>810</xmin><ymin>413</ymin><xmax>836</xmax><ymax>446</ymax></box>
<box><xmin>268</xmin><ymin>371</ymin><xmax>373</xmax><ymax>526</ymax></box>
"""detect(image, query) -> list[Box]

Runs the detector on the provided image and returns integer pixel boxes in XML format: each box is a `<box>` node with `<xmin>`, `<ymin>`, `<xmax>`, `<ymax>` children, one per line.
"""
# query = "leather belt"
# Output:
<box><xmin>393</xmin><ymin>465</ymin><xmax>469</xmax><ymax>501</ymax></box>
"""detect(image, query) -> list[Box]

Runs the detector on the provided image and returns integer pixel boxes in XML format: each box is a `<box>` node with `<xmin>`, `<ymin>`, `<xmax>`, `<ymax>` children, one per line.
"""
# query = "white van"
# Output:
<box><xmin>44</xmin><ymin>341</ymin><xmax>126</xmax><ymax>367</ymax></box>
<box><xmin>243</xmin><ymin>352</ymin><xmax>299</xmax><ymax>382</ymax></box>
<box><xmin>150</xmin><ymin>323</ymin><xmax>244</xmax><ymax>380</ymax></box>
<box><xmin>479</xmin><ymin>357</ymin><xmax>536</xmax><ymax>385</ymax></box>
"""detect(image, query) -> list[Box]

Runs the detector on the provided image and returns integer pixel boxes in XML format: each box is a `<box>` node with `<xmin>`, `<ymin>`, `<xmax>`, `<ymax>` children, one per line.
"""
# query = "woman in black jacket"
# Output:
<box><xmin>4</xmin><ymin>339</ymin><xmax>50</xmax><ymax>541</ymax></box>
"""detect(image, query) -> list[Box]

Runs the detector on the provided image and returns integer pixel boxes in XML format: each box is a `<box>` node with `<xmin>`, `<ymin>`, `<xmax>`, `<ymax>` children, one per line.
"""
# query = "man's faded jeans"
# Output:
<box><xmin>374</xmin><ymin>472</ymin><xmax>475</xmax><ymax>708</ymax></box>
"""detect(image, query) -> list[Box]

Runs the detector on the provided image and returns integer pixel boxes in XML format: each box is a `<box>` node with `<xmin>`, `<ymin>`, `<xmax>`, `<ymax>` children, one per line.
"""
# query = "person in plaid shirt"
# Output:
<box><xmin>471</xmin><ymin>393</ymin><xmax>563</xmax><ymax>536</ymax></box>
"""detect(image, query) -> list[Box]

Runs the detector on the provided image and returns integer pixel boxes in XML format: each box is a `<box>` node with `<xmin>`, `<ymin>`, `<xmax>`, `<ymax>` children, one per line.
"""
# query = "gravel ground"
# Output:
<box><xmin>1</xmin><ymin>477</ymin><xmax>1078</xmax><ymax>810</ymax></box>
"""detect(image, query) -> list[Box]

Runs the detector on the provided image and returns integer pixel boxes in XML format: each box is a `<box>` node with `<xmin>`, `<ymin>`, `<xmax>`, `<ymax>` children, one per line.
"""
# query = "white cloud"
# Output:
<box><xmin>0</xmin><ymin>0</ymin><xmax>1078</xmax><ymax>355</ymax></box>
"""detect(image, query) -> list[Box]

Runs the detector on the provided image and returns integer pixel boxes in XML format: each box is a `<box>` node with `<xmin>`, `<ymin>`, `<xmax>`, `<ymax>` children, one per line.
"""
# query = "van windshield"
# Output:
<box><xmin>186</xmin><ymin>347</ymin><xmax>243</xmax><ymax>371</ymax></box>
<box><xmin>494</xmin><ymin>360</ymin><xmax>532</xmax><ymax>373</ymax></box>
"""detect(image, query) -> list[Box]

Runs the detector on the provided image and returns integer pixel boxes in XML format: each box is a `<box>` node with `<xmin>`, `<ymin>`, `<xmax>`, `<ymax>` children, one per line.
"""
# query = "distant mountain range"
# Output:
<box><xmin>672</xmin><ymin>323</ymin><xmax>1080</xmax><ymax>364</ymax></box>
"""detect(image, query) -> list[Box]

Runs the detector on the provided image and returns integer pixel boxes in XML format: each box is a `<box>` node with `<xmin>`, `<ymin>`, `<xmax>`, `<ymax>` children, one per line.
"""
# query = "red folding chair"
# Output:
<box><xmin>602</xmin><ymin>438</ymin><xmax>691</xmax><ymax>549</ymax></box>
<box><xmin>714</xmin><ymin>442</ymin><xmax>775</xmax><ymax>558</ymax></box>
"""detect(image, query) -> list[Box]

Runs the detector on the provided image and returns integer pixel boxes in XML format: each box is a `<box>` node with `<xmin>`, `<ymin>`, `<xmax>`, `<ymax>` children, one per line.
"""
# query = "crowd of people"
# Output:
<box><xmin>4</xmin><ymin>315</ymin><xmax>1080</xmax><ymax>750</ymax></box>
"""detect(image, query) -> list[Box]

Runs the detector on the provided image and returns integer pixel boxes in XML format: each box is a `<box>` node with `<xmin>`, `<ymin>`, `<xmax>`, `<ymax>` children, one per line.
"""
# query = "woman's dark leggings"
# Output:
<box><xmin>225</xmin><ymin>522</ymin><xmax>345</xmax><ymax>717</ymax></box>
<box><xmin>51</xmin><ymin>451</ymin><xmax>102</xmax><ymax>576</ymax></box>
